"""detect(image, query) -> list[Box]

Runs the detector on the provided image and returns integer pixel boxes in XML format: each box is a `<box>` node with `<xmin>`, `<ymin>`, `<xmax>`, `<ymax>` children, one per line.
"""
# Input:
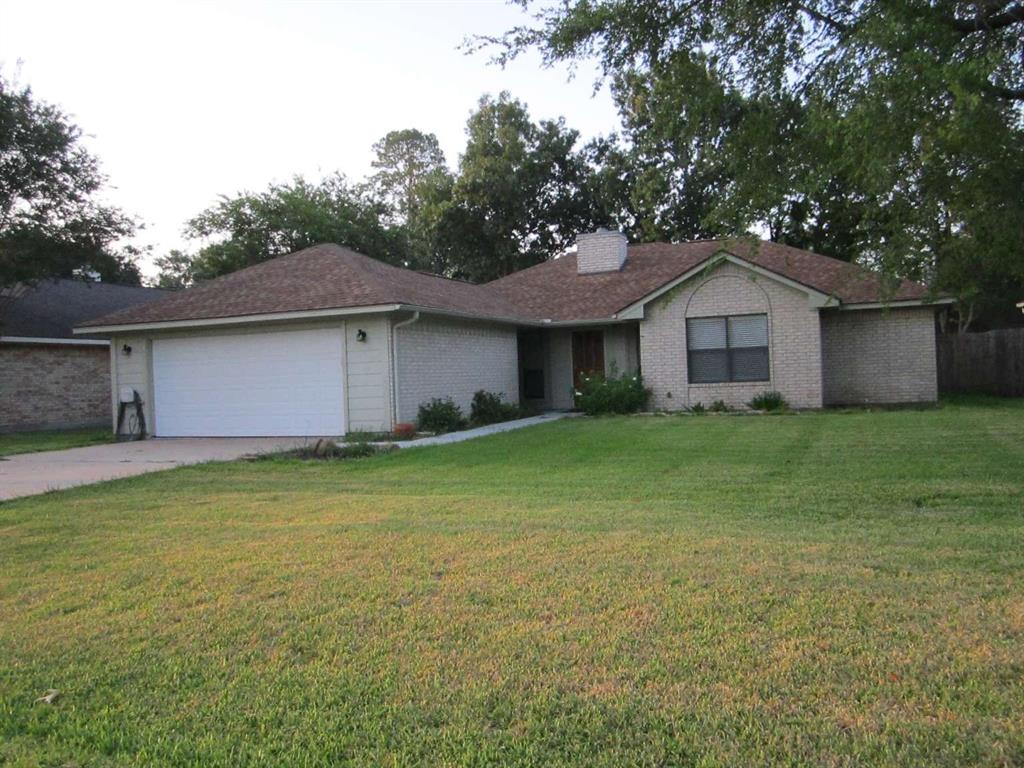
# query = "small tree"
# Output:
<box><xmin>0</xmin><ymin>74</ymin><xmax>139</xmax><ymax>297</ymax></box>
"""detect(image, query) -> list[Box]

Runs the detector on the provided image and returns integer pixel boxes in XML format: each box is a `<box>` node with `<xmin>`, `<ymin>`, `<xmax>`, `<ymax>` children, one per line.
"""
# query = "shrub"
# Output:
<box><xmin>749</xmin><ymin>390</ymin><xmax>789</xmax><ymax>412</ymax></box>
<box><xmin>688</xmin><ymin>402</ymin><xmax>707</xmax><ymax>415</ymax></box>
<box><xmin>709</xmin><ymin>399</ymin><xmax>731</xmax><ymax>413</ymax></box>
<box><xmin>470</xmin><ymin>390</ymin><xmax>525</xmax><ymax>426</ymax></box>
<box><xmin>574</xmin><ymin>371</ymin><xmax>651</xmax><ymax>415</ymax></box>
<box><xmin>417</xmin><ymin>398</ymin><xmax>467</xmax><ymax>433</ymax></box>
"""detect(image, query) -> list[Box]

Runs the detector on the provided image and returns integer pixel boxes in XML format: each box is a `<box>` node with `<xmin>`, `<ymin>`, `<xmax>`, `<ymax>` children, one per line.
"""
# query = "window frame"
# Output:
<box><xmin>686</xmin><ymin>313</ymin><xmax>770</xmax><ymax>384</ymax></box>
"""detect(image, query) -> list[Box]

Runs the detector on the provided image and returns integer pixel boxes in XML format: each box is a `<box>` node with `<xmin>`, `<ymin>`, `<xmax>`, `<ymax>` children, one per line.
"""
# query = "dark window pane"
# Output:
<box><xmin>688</xmin><ymin>350</ymin><xmax>729</xmax><ymax>383</ymax></box>
<box><xmin>687</xmin><ymin>317</ymin><xmax>727</xmax><ymax>350</ymax></box>
<box><xmin>730</xmin><ymin>347</ymin><xmax>769</xmax><ymax>381</ymax></box>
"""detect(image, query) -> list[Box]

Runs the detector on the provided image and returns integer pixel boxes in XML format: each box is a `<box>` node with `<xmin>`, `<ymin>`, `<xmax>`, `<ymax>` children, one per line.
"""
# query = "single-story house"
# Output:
<box><xmin>75</xmin><ymin>231</ymin><xmax>952</xmax><ymax>437</ymax></box>
<box><xmin>1</xmin><ymin>279</ymin><xmax>167</xmax><ymax>432</ymax></box>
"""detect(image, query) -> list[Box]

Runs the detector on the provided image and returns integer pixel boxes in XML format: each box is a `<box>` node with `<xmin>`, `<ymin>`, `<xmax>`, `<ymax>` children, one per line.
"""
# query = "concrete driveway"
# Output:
<box><xmin>0</xmin><ymin>438</ymin><xmax>310</xmax><ymax>501</ymax></box>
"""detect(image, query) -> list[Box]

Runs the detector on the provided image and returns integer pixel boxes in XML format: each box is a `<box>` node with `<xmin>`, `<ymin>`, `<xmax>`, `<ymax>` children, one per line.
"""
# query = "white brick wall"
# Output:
<box><xmin>639</xmin><ymin>262</ymin><xmax>824</xmax><ymax>410</ymax></box>
<box><xmin>576</xmin><ymin>230</ymin><xmax>628</xmax><ymax>273</ymax></box>
<box><xmin>821</xmin><ymin>308</ymin><xmax>937</xmax><ymax>404</ymax></box>
<box><xmin>396</xmin><ymin>315</ymin><xmax>519</xmax><ymax>423</ymax></box>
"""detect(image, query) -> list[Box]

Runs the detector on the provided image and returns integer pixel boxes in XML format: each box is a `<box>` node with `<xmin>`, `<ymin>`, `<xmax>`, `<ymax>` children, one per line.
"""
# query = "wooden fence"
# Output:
<box><xmin>937</xmin><ymin>327</ymin><xmax>1024</xmax><ymax>397</ymax></box>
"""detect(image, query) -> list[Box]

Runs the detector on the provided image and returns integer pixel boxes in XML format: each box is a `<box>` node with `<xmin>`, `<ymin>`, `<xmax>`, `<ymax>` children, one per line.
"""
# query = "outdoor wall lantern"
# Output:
<box><xmin>121</xmin><ymin>344</ymin><xmax>133</xmax><ymax>356</ymax></box>
<box><xmin>356</xmin><ymin>329</ymin><xmax>368</xmax><ymax>342</ymax></box>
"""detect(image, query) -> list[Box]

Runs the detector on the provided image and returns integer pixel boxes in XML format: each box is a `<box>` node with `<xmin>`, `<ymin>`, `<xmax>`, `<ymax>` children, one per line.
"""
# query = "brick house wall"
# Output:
<box><xmin>0</xmin><ymin>343</ymin><xmax>111</xmax><ymax>432</ymax></box>
<box><xmin>639</xmin><ymin>261</ymin><xmax>824</xmax><ymax>410</ymax></box>
<box><xmin>820</xmin><ymin>308</ymin><xmax>938</xmax><ymax>404</ymax></box>
<box><xmin>395</xmin><ymin>315</ymin><xmax>519</xmax><ymax>423</ymax></box>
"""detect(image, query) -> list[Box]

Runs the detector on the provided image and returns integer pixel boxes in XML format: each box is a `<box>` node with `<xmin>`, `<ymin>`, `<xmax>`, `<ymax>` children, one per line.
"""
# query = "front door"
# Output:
<box><xmin>572</xmin><ymin>330</ymin><xmax>605</xmax><ymax>392</ymax></box>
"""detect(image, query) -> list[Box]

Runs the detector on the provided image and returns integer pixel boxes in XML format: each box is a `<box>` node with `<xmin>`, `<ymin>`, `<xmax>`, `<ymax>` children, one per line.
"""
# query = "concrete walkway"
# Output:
<box><xmin>0</xmin><ymin>413</ymin><xmax>574</xmax><ymax>501</ymax></box>
<box><xmin>0</xmin><ymin>437</ymin><xmax>310</xmax><ymax>501</ymax></box>
<box><xmin>392</xmin><ymin>411</ymin><xmax>573</xmax><ymax>449</ymax></box>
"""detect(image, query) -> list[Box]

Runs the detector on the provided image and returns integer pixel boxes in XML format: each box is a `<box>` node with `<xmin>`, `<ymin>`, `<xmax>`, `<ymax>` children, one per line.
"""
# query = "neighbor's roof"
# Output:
<box><xmin>2</xmin><ymin>279</ymin><xmax>167</xmax><ymax>339</ymax></box>
<box><xmin>486</xmin><ymin>239</ymin><xmax>932</xmax><ymax>322</ymax></box>
<box><xmin>78</xmin><ymin>239</ymin><xmax>936</xmax><ymax>331</ymax></box>
<box><xmin>79</xmin><ymin>244</ymin><xmax>526</xmax><ymax>328</ymax></box>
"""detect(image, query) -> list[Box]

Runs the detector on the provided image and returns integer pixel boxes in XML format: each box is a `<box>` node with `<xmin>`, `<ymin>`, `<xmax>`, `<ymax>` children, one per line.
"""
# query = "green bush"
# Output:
<box><xmin>574</xmin><ymin>371</ymin><xmax>651</xmax><ymax>415</ymax></box>
<box><xmin>709</xmin><ymin>399</ymin><xmax>731</xmax><ymax>413</ymax></box>
<box><xmin>470</xmin><ymin>390</ymin><xmax>526</xmax><ymax>426</ymax></box>
<box><xmin>417</xmin><ymin>398</ymin><xmax>467</xmax><ymax>433</ymax></box>
<box><xmin>688</xmin><ymin>402</ymin><xmax>707</xmax><ymax>415</ymax></box>
<box><xmin>749</xmin><ymin>390</ymin><xmax>789</xmax><ymax>411</ymax></box>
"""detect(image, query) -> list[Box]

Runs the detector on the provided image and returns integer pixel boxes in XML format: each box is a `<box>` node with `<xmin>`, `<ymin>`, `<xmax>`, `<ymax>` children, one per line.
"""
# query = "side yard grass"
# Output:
<box><xmin>0</xmin><ymin>426</ymin><xmax>113</xmax><ymax>457</ymax></box>
<box><xmin>1</xmin><ymin>399</ymin><xmax>1022</xmax><ymax>766</ymax></box>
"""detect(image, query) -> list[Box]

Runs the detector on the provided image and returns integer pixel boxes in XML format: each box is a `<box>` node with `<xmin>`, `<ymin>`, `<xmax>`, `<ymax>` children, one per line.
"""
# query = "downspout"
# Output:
<box><xmin>390</xmin><ymin>310</ymin><xmax>420</xmax><ymax>427</ymax></box>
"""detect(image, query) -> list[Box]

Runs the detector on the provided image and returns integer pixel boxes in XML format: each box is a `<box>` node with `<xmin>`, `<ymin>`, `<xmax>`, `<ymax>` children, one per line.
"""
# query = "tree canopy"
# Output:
<box><xmin>0</xmin><ymin>75</ymin><xmax>140</xmax><ymax>290</ymax></box>
<box><xmin>427</xmin><ymin>92</ymin><xmax>613</xmax><ymax>282</ymax></box>
<box><xmin>480</xmin><ymin>0</ymin><xmax>1024</xmax><ymax>328</ymax></box>
<box><xmin>180</xmin><ymin>174</ymin><xmax>405</xmax><ymax>281</ymax></box>
<box><xmin>159</xmin><ymin>95</ymin><xmax>613</xmax><ymax>285</ymax></box>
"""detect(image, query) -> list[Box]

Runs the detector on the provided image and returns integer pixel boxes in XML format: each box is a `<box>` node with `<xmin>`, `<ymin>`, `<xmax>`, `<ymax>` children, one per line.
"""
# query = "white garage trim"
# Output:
<box><xmin>152</xmin><ymin>326</ymin><xmax>345</xmax><ymax>437</ymax></box>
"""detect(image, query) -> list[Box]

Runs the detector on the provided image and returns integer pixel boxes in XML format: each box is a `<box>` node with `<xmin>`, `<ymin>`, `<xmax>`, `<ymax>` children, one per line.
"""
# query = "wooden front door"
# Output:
<box><xmin>572</xmin><ymin>330</ymin><xmax>605</xmax><ymax>391</ymax></box>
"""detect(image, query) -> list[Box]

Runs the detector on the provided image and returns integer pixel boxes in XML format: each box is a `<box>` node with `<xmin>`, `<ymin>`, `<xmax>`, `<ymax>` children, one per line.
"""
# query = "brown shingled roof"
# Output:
<box><xmin>79</xmin><ymin>238</ymin><xmax>936</xmax><ymax>330</ymax></box>
<box><xmin>486</xmin><ymin>238</ymin><xmax>932</xmax><ymax>321</ymax></box>
<box><xmin>80</xmin><ymin>244</ymin><xmax>527</xmax><ymax>327</ymax></box>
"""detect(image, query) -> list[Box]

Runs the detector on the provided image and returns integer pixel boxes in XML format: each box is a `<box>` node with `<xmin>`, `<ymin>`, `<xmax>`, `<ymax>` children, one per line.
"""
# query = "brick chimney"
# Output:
<box><xmin>576</xmin><ymin>229</ymin><xmax>628</xmax><ymax>274</ymax></box>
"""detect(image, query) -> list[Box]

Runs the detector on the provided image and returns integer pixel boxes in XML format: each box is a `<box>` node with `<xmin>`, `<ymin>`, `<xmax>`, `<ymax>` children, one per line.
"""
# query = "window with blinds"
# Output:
<box><xmin>686</xmin><ymin>314</ymin><xmax>769</xmax><ymax>383</ymax></box>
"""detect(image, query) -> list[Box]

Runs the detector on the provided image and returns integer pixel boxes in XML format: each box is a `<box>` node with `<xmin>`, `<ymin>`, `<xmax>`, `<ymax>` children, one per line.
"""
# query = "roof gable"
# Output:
<box><xmin>615</xmin><ymin>251</ymin><xmax>835</xmax><ymax>320</ymax></box>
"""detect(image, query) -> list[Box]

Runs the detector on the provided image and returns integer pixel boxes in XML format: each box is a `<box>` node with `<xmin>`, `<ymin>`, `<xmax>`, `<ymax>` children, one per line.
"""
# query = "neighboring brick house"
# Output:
<box><xmin>74</xmin><ymin>234</ymin><xmax>951</xmax><ymax>437</ymax></box>
<box><xmin>0</xmin><ymin>280</ymin><xmax>166</xmax><ymax>432</ymax></box>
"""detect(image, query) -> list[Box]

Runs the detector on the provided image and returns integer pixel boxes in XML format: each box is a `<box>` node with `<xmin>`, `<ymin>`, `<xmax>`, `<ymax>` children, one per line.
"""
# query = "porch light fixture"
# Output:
<box><xmin>356</xmin><ymin>329</ymin><xmax>368</xmax><ymax>342</ymax></box>
<box><xmin>121</xmin><ymin>344</ymin><xmax>132</xmax><ymax>356</ymax></box>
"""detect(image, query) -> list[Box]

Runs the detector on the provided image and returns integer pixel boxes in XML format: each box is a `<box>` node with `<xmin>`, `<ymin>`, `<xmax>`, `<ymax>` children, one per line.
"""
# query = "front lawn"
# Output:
<box><xmin>0</xmin><ymin>426</ymin><xmax>113</xmax><ymax>457</ymax></box>
<box><xmin>1</xmin><ymin>400</ymin><xmax>1023</xmax><ymax>766</ymax></box>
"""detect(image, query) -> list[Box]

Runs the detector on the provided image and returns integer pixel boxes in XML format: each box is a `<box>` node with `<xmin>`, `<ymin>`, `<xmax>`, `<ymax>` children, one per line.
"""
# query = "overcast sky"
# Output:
<box><xmin>0</xmin><ymin>0</ymin><xmax>619</xmax><ymax>277</ymax></box>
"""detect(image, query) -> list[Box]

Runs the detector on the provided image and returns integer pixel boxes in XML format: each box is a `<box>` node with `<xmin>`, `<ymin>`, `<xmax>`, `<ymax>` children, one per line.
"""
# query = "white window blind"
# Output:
<box><xmin>687</xmin><ymin>317</ymin><xmax>727</xmax><ymax>350</ymax></box>
<box><xmin>727</xmin><ymin>315</ymin><xmax>768</xmax><ymax>348</ymax></box>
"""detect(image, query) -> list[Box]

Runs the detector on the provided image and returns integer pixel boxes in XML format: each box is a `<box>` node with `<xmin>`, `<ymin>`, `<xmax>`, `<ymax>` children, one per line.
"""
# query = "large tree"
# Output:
<box><xmin>429</xmin><ymin>92</ymin><xmax>613</xmax><ymax>282</ymax></box>
<box><xmin>366</xmin><ymin>129</ymin><xmax>454</xmax><ymax>272</ymax></box>
<box><xmin>175</xmin><ymin>174</ymin><xmax>406</xmax><ymax>282</ymax></box>
<box><xmin>482</xmin><ymin>0</ymin><xmax>1024</xmax><ymax>329</ymax></box>
<box><xmin>368</xmin><ymin>129</ymin><xmax>449</xmax><ymax>224</ymax></box>
<box><xmin>0</xmin><ymin>75</ymin><xmax>139</xmax><ymax>292</ymax></box>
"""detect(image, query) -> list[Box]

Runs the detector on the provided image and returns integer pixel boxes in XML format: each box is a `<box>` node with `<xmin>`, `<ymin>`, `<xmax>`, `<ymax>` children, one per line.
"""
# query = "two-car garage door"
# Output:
<box><xmin>152</xmin><ymin>327</ymin><xmax>346</xmax><ymax>437</ymax></box>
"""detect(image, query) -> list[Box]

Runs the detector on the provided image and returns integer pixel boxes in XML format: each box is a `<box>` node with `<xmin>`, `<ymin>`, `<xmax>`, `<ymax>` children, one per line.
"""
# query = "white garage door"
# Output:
<box><xmin>152</xmin><ymin>327</ymin><xmax>345</xmax><ymax>437</ymax></box>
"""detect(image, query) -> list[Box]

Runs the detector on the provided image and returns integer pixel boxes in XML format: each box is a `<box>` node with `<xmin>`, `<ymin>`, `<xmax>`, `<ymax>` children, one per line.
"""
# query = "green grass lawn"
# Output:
<box><xmin>2</xmin><ymin>400</ymin><xmax>1023</xmax><ymax>766</ymax></box>
<box><xmin>0</xmin><ymin>426</ymin><xmax>114</xmax><ymax>457</ymax></box>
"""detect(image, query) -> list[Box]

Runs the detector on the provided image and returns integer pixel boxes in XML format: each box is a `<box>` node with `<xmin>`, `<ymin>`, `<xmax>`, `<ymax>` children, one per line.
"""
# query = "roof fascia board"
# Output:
<box><xmin>394</xmin><ymin>304</ymin><xmax>530</xmax><ymax>326</ymax></box>
<box><xmin>538</xmin><ymin>318</ymin><xmax>634</xmax><ymax>327</ymax></box>
<box><xmin>73</xmin><ymin>303</ymin><xmax>403</xmax><ymax>335</ymax></box>
<box><xmin>834</xmin><ymin>297</ymin><xmax>956</xmax><ymax>310</ymax></box>
<box><xmin>0</xmin><ymin>335</ymin><xmax>110</xmax><ymax>347</ymax></box>
<box><xmin>614</xmin><ymin>252</ymin><xmax>836</xmax><ymax>320</ymax></box>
